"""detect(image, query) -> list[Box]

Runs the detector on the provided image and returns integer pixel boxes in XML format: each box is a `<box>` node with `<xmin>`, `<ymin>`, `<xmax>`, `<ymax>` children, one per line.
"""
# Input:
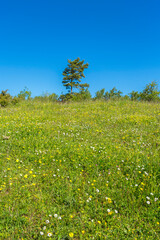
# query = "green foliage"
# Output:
<box><xmin>104</xmin><ymin>87</ymin><xmax>123</xmax><ymax>100</ymax></box>
<box><xmin>59</xmin><ymin>89</ymin><xmax>91</xmax><ymax>102</ymax></box>
<box><xmin>123</xmin><ymin>95</ymin><xmax>130</xmax><ymax>100</ymax></box>
<box><xmin>34</xmin><ymin>92</ymin><xmax>58</xmax><ymax>102</ymax></box>
<box><xmin>79</xmin><ymin>88</ymin><xmax>92</xmax><ymax>100</ymax></box>
<box><xmin>11</xmin><ymin>96</ymin><xmax>21</xmax><ymax>105</ymax></box>
<box><xmin>18</xmin><ymin>87</ymin><xmax>31</xmax><ymax>100</ymax></box>
<box><xmin>129</xmin><ymin>91</ymin><xmax>140</xmax><ymax>101</ymax></box>
<box><xmin>62</xmin><ymin>58</ymin><xmax>89</xmax><ymax>94</ymax></box>
<box><xmin>0</xmin><ymin>90</ymin><xmax>11</xmax><ymax>107</ymax></box>
<box><xmin>95</xmin><ymin>88</ymin><xmax>105</xmax><ymax>100</ymax></box>
<box><xmin>140</xmin><ymin>81</ymin><xmax>160</xmax><ymax>101</ymax></box>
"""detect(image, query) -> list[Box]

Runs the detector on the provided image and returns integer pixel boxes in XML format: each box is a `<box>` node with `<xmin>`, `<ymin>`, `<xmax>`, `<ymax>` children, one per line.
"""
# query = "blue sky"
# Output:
<box><xmin>0</xmin><ymin>0</ymin><xmax>160</xmax><ymax>97</ymax></box>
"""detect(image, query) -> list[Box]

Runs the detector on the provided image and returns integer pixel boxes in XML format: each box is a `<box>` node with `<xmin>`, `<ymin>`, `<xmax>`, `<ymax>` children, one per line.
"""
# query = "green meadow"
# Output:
<box><xmin>0</xmin><ymin>100</ymin><xmax>159</xmax><ymax>239</ymax></box>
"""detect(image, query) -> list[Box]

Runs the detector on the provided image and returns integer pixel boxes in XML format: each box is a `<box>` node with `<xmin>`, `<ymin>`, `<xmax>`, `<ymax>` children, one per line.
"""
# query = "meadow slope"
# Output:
<box><xmin>0</xmin><ymin>100</ymin><xmax>160</xmax><ymax>239</ymax></box>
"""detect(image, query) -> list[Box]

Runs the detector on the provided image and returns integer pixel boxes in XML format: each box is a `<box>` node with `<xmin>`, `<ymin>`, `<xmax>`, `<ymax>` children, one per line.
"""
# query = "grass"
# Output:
<box><xmin>0</xmin><ymin>100</ymin><xmax>159</xmax><ymax>239</ymax></box>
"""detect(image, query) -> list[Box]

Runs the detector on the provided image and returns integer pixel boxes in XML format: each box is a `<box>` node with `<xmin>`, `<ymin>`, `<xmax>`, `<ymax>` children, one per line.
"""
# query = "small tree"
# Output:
<box><xmin>104</xmin><ymin>87</ymin><xmax>122</xmax><ymax>100</ymax></box>
<box><xmin>129</xmin><ymin>91</ymin><xmax>140</xmax><ymax>101</ymax></box>
<box><xmin>140</xmin><ymin>81</ymin><xmax>160</xmax><ymax>101</ymax></box>
<box><xmin>18</xmin><ymin>87</ymin><xmax>31</xmax><ymax>100</ymax></box>
<box><xmin>62</xmin><ymin>58</ymin><xmax>89</xmax><ymax>94</ymax></box>
<box><xmin>95</xmin><ymin>88</ymin><xmax>105</xmax><ymax>100</ymax></box>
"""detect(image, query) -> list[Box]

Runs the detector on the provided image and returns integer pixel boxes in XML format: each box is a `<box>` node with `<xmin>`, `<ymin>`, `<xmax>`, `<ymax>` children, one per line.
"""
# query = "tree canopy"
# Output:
<box><xmin>62</xmin><ymin>58</ymin><xmax>89</xmax><ymax>94</ymax></box>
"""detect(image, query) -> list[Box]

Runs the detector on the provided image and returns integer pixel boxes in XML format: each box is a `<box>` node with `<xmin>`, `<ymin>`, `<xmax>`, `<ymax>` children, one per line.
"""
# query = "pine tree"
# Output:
<box><xmin>62</xmin><ymin>58</ymin><xmax>89</xmax><ymax>94</ymax></box>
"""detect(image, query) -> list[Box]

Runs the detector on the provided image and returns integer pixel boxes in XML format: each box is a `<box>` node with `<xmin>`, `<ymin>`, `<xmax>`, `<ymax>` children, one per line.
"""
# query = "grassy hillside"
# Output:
<box><xmin>0</xmin><ymin>100</ymin><xmax>160</xmax><ymax>239</ymax></box>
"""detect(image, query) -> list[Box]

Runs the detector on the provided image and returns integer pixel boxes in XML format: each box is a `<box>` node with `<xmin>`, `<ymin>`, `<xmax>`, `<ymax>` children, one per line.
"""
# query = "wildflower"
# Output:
<box><xmin>96</xmin><ymin>189</ymin><xmax>99</xmax><ymax>193</ymax></box>
<box><xmin>107</xmin><ymin>198</ymin><xmax>112</xmax><ymax>203</ymax></box>
<box><xmin>107</xmin><ymin>209</ymin><xmax>110</xmax><ymax>212</ymax></box>
<box><xmin>146</xmin><ymin>196</ymin><xmax>150</xmax><ymax>200</ymax></box>
<box><xmin>115</xmin><ymin>210</ymin><xmax>118</xmax><ymax>213</ymax></box>
<box><xmin>108</xmin><ymin>211</ymin><xmax>113</xmax><ymax>215</ymax></box>
<box><xmin>43</xmin><ymin>226</ymin><xmax>46</xmax><ymax>230</ymax></box>
<box><xmin>150</xmin><ymin>192</ymin><xmax>154</xmax><ymax>195</ymax></box>
<box><xmin>46</xmin><ymin>220</ymin><xmax>49</xmax><ymax>223</ymax></box>
<box><xmin>54</xmin><ymin>214</ymin><xmax>58</xmax><ymax>218</ymax></box>
<box><xmin>155</xmin><ymin>198</ymin><xmax>158</xmax><ymax>202</ymax></box>
<box><xmin>47</xmin><ymin>232</ymin><xmax>52</xmax><ymax>237</ymax></box>
<box><xmin>40</xmin><ymin>232</ymin><xmax>44</xmax><ymax>235</ymax></box>
<box><xmin>58</xmin><ymin>216</ymin><xmax>62</xmax><ymax>220</ymax></box>
<box><xmin>69</xmin><ymin>232</ymin><xmax>74</xmax><ymax>238</ymax></box>
<box><xmin>147</xmin><ymin>201</ymin><xmax>150</xmax><ymax>204</ymax></box>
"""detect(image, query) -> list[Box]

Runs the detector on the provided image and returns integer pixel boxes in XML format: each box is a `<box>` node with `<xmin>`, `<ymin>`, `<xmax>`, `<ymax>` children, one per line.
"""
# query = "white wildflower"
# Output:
<box><xmin>47</xmin><ymin>232</ymin><xmax>52</xmax><ymax>237</ymax></box>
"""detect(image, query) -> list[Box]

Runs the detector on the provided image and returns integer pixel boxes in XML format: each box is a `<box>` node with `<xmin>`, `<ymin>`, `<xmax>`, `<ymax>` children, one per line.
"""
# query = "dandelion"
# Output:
<box><xmin>69</xmin><ymin>232</ymin><xmax>74</xmax><ymax>238</ymax></box>
<box><xmin>107</xmin><ymin>198</ymin><xmax>112</xmax><ymax>203</ymax></box>
<box><xmin>108</xmin><ymin>211</ymin><xmax>113</xmax><ymax>215</ymax></box>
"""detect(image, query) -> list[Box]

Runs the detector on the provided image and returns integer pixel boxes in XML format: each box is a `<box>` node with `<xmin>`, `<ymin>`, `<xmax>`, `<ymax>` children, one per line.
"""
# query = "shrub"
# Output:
<box><xmin>0</xmin><ymin>90</ymin><xmax>11</xmax><ymax>107</ymax></box>
<box><xmin>129</xmin><ymin>91</ymin><xmax>140</xmax><ymax>101</ymax></box>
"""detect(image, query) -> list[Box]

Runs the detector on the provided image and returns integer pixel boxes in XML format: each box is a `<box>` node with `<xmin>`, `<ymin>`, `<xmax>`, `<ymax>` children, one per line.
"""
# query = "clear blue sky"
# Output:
<box><xmin>0</xmin><ymin>0</ymin><xmax>160</xmax><ymax>97</ymax></box>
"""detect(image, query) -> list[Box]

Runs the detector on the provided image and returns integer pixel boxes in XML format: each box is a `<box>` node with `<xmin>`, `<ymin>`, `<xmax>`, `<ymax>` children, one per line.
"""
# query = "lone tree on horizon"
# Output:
<box><xmin>62</xmin><ymin>58</ymin><xmax>89</xmax><ymax>94</ymax></box>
